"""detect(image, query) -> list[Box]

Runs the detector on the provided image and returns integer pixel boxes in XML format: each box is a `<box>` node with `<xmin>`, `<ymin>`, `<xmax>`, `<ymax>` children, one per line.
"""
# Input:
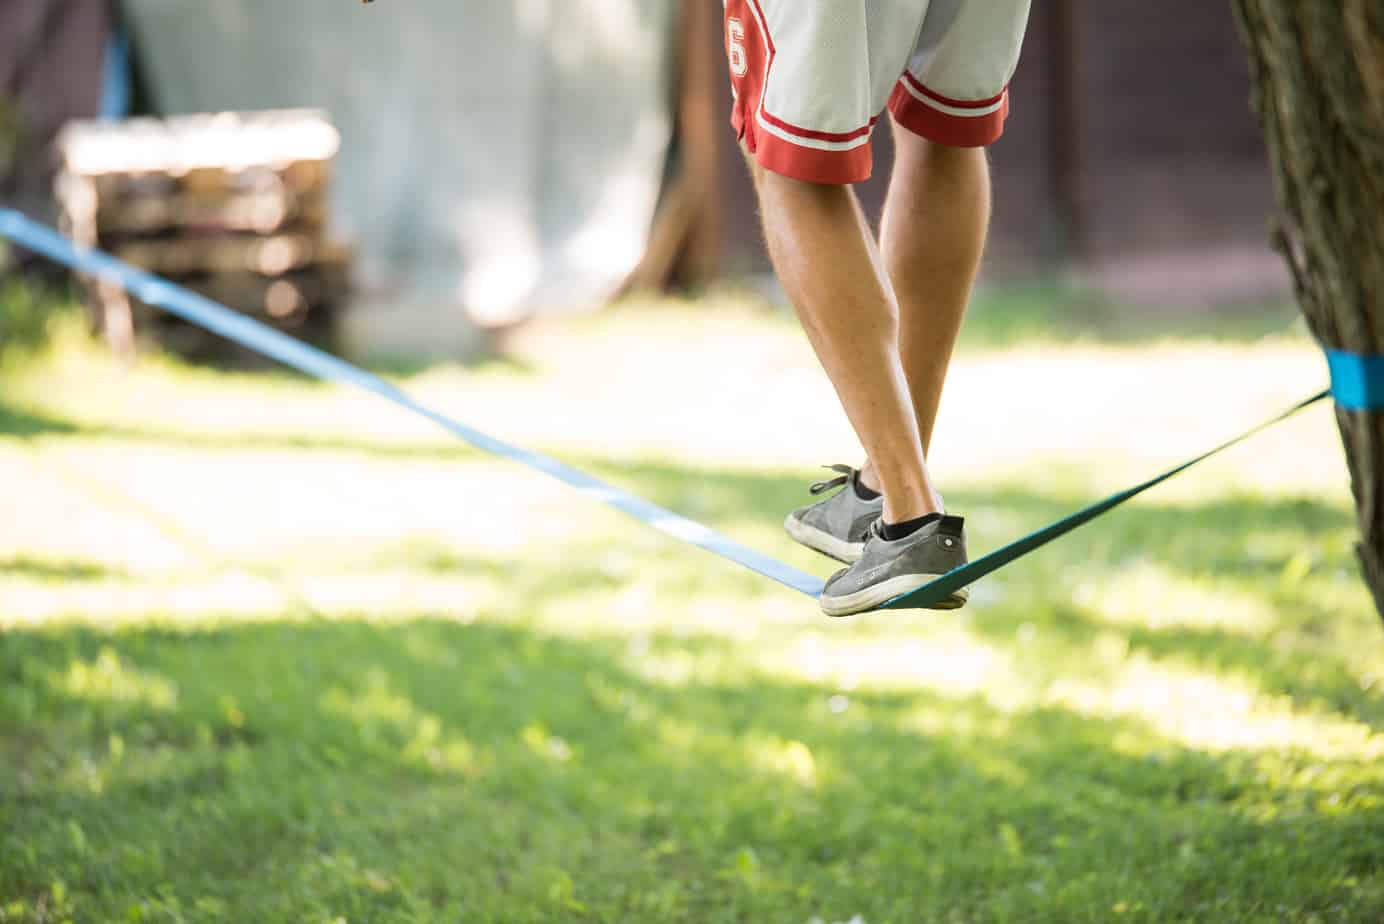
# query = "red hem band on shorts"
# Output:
<box><xmin>735</xmin><ymin>110</ymin><xmax>874</xmax><ymax>185</ymax></box>
<box><xmin>888</xmin><ymin>77</ymin><xmax>1010</xmax><ymax>148</ymax></box>
<box><xmin>752</xmin><ymin>122</ymin><xmax>873</xmax><ymax>185</ymax></box>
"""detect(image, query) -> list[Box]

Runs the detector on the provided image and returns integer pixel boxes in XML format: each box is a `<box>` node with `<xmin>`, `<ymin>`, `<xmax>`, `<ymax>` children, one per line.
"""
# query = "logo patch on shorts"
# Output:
<box><xmin>727</xmin><ymin>18</ymin><xmax>749</xmax><ymax>78</ymax></box>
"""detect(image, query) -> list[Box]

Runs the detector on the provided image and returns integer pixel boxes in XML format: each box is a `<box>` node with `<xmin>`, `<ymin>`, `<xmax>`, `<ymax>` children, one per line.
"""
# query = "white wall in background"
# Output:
<box><xmin>120</xmin><ymin>0</ymin><xmax>676</xmax><ymax>332</ymax></box>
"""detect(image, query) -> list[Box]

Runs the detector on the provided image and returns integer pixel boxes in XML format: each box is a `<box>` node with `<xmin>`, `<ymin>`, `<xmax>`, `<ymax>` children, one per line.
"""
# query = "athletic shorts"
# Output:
<box><xmin>724</xmin><ymin>0</ymin><xmax>1032</xmax><ymax>184</ymax></box>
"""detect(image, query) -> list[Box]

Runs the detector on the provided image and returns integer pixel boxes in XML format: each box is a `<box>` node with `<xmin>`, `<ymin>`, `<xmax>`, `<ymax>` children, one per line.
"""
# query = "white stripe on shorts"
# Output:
<box><xmin>898</xmin><ymin>79</ymin><xmax>1007</xmax><ymax>119</ymax></box>
<box><xmin>754</xmin><ymin>112</ymin><xmax>873</xmax><ymax>153</ymax></box>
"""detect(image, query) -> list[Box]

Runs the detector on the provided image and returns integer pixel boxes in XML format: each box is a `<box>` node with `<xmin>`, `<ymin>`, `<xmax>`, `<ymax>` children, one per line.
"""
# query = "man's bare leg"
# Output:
<box><xmin>748</xmin><ymin>157</ymin><xmax>941</xmax><ymax>523</ymax></box>
<box><xmin>860</xmin><ymin>127</ymin><xmax>991</xmax><ymax>495</ymax></box>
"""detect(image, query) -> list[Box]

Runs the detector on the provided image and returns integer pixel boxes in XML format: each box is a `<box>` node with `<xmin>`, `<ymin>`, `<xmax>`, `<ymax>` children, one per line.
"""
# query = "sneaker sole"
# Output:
<box><xmin>820</xmin><ymin>573</ymin><xmax>969</xmax><ymax>618</ymax></box>
<box><xmin>783</xmin><ymin>514</ymin><xmax>863</xmax><ymax>564</ymax></box>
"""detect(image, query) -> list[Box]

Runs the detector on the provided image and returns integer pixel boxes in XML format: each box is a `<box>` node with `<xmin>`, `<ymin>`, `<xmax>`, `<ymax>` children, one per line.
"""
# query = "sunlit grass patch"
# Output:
<box><xmin>1043</xmin><ymin>653</ymin><xmax>1384</xmax><ymax>760</ymax></box>
<box><xmin>1075</xmin><ymin>559</ymin><xmax>1284</xmax><ymax>633</ymax></box>
<box><xmin>48</xmin><ymin>647</ymin><xmax>179</xmax><ymax>711</ymax></box>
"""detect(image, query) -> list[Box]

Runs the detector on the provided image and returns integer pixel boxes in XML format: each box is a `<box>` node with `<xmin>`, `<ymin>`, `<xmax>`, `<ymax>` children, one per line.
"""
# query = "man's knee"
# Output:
<box><xmin>739</xmin><ymin>139</ymin><xmax>765</xmax><ymax>189</ymax></box>
<box><xmin>893</xmin><ymin>124</ymin><xmax>988</xmax><ymax>170</ymax></box>
<box><xmin>926</xmin><ymin>139</ymin><xmax>987</xmax><ymax>167</ymax></box>
<box><xmin>740</xmin><ymin>142</ymin><xmax>859</xmax><ymax>202</ymax></box>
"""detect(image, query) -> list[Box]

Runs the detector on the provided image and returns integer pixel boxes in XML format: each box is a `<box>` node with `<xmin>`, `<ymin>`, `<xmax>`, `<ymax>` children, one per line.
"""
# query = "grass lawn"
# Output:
<box><xmin>1</xmin><ymin>287</ymin><xmax>1381</xmax><ymax>923</ymax></box>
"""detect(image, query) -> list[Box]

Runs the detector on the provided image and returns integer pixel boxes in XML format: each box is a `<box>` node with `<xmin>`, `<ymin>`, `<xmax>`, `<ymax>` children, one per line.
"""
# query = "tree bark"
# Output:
<box><xmin>1233</xmin><ymin>0</ymin><xmax>1384</xmax><ymax>622</ymax></box>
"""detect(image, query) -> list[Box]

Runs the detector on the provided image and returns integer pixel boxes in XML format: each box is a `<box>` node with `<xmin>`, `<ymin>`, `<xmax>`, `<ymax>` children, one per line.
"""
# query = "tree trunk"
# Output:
<box><xmin>1233</xmin><ymin>0</ymin><xmax>1384</xmax><ymax>622</ymax></box>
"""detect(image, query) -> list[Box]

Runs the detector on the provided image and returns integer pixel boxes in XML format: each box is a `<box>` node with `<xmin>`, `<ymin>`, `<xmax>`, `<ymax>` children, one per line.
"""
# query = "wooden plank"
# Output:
<box><xmin>112</xmin><ymin>232</ymin><xmax>348</xmax><ymax>277</ymax></box>
<box><xmin>183</xmin><ymin>266</ymin><xmax>350</xmax><ymax>316</ymax></box>
<box><xmin>94</xmin><ymin>188</ymin><xmax>327</xmax><ymax>235</ymax></box>
<box><xmin>57</xmin><ymin>110</ymin><xmax>340</xmax><ymax>177</ymax></box>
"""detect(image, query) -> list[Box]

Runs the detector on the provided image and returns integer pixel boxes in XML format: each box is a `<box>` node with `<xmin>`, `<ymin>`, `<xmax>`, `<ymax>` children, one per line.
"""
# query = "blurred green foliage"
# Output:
<box><xmin>0</xmin><ymin>279</ymin><xmax>74</xmax><ymax>361</ymax></box>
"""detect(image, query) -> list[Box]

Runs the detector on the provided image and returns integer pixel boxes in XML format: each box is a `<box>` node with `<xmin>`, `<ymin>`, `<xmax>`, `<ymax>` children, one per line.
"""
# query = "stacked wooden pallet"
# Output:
<box><xmin>55</xmin><ymin>110</ymin><xmax>351</xmax><ymax>357</ymax></box>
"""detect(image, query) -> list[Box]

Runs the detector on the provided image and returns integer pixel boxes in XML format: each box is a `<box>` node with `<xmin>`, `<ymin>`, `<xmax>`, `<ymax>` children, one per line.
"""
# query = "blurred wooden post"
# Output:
<box><xmin>674</xmin><ymin>0</ymin><xmax>724</xmax><ymax>285</ymax></box>
<box><xmin>1043</xmin><ymin>0</ymin><xmax>1084</xmax><ymax>268</ymax></box>
<box><xmin>55</xmin><ymin>170</ymin><xmax>138</xmax><ymax>359</ymax></box>
<box><xmin>619</xmin><ymin>0</ymin><xmax>724</xmax><ymax>295</ymax></box>
<box><xmin>96</xmin><ymin>282</ymin><xmax>136</xmax><ymax>358</ymax></box>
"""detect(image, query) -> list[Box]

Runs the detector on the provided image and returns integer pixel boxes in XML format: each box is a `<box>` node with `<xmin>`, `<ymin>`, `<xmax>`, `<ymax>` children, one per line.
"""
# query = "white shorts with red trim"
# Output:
<box><xmin>725</xmin><ymin>0</ymin><xmax>1032</xmax><ymax>184</ymax></box>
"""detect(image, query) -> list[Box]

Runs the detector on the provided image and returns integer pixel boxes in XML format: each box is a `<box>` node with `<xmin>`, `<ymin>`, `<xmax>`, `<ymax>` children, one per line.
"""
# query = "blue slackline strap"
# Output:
<box><xmin>0</xmin><ymin>210</ymin><xmax>826</xmax><ymax>597</ymax></box>
<box><xmin>881</xmin><ymin>389</ymin><xmax>1330</xmax><ymax>609</ymax></box>
<box><xmin>0</xmin><ymin>210</ymin><xmax>1331</xmax><ymax>610</ymax></box>
<box><xmin>1326</xmin><ymin>349</ymin><xmax>1384</xmax><ymax>412</ymax></box>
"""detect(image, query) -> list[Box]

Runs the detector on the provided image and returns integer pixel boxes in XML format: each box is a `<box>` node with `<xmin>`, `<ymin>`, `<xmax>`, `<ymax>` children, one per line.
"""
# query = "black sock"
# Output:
<box><xmin>880</xmin><ymin>512</ymin><xmax>942</xmax><ymax>541</ymax></box>
<box><xmin>852</xmin><ymin>477</ymin><xmax>881</xmax><ymax>501</ymax></box>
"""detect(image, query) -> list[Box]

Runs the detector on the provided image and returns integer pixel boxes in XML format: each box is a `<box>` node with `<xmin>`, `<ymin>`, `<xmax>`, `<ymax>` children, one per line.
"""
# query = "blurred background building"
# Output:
<box><xmin>1</xmin><ymin>0</ymin><xmax>1286</xmax><ymax>358</ymax></box>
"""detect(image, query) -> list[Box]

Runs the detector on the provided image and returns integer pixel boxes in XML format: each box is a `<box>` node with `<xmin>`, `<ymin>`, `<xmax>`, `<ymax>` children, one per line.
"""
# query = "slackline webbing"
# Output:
<box><xmin>0</xmin><ymin>210</ymin><xmax>1331</xmax><ymax>610</ymax></box>
<box><xmin>881</xmin><ymin>388</ymin><xmax>1328</xmax><ymax>608</ymax></box>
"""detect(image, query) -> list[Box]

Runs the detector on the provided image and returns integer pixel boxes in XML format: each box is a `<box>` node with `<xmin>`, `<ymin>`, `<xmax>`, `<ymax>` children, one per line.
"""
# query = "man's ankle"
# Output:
<box><xmin>881</xmin><ymin>487</ymin><xmax>945</xmax><ymax>524</ymax></box>
<box><xmin>858</xmin><ymin>463</ymin><xmax>882</xmax><ymax>496</ymax></box>
<box><xmin>880</xmin><ymin>512</ymin><xmax>943</xmax><ymax>541</ymax></box>
<box><xmin>852</xmin><ymin>472</ymin><xmax>881</xmax><ymax>501</ymax></box>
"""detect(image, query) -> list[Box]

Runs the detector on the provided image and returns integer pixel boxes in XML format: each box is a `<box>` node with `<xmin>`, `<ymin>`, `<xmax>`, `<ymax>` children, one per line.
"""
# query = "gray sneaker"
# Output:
<box><xmin>784</xmin><ymin>465</ymin><xmax>883</xmax><ymax>563</ymax></box>
<box><xmin>819</xmin><ymin>515</ymin><xmax>969</xmax><ymax>617</ymax></box>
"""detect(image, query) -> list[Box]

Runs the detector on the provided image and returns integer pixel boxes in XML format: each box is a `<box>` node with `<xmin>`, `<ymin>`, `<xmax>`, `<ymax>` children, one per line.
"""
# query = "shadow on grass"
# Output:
<box><xmin>959</xmin><ymin>286</ymin><xmax>1305</xmax><ymax>349</ymax></box>
<box><xmin>0</xmin><ymin>556</ymin><xmax>126</xmax><ymax>582</ymax></box>
<box><xmin>3</xmin><ymin>618</ymin><xmax>1380</xmax><ymax>921</ymax></box>
<box><xmin>365</xmin><ymin>347</ymin><xmax>539</xmax><ymax>379</ymax></box>
<box><xmin>0</xmin><ymin>400</ymin><xmax>80</xmax><ymax>439</ymax></box>
<box><xmin>0</xmin><ymin>396</ymin><xmax>484</xmax><ymax>461</ymax></box>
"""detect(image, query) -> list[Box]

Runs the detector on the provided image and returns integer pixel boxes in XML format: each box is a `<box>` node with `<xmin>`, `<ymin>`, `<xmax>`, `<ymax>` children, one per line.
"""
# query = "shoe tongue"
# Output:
<box><xmin>938</xmin><ymin>515</ymin><xmax>965</xmax><ymax>537</ymax></box>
